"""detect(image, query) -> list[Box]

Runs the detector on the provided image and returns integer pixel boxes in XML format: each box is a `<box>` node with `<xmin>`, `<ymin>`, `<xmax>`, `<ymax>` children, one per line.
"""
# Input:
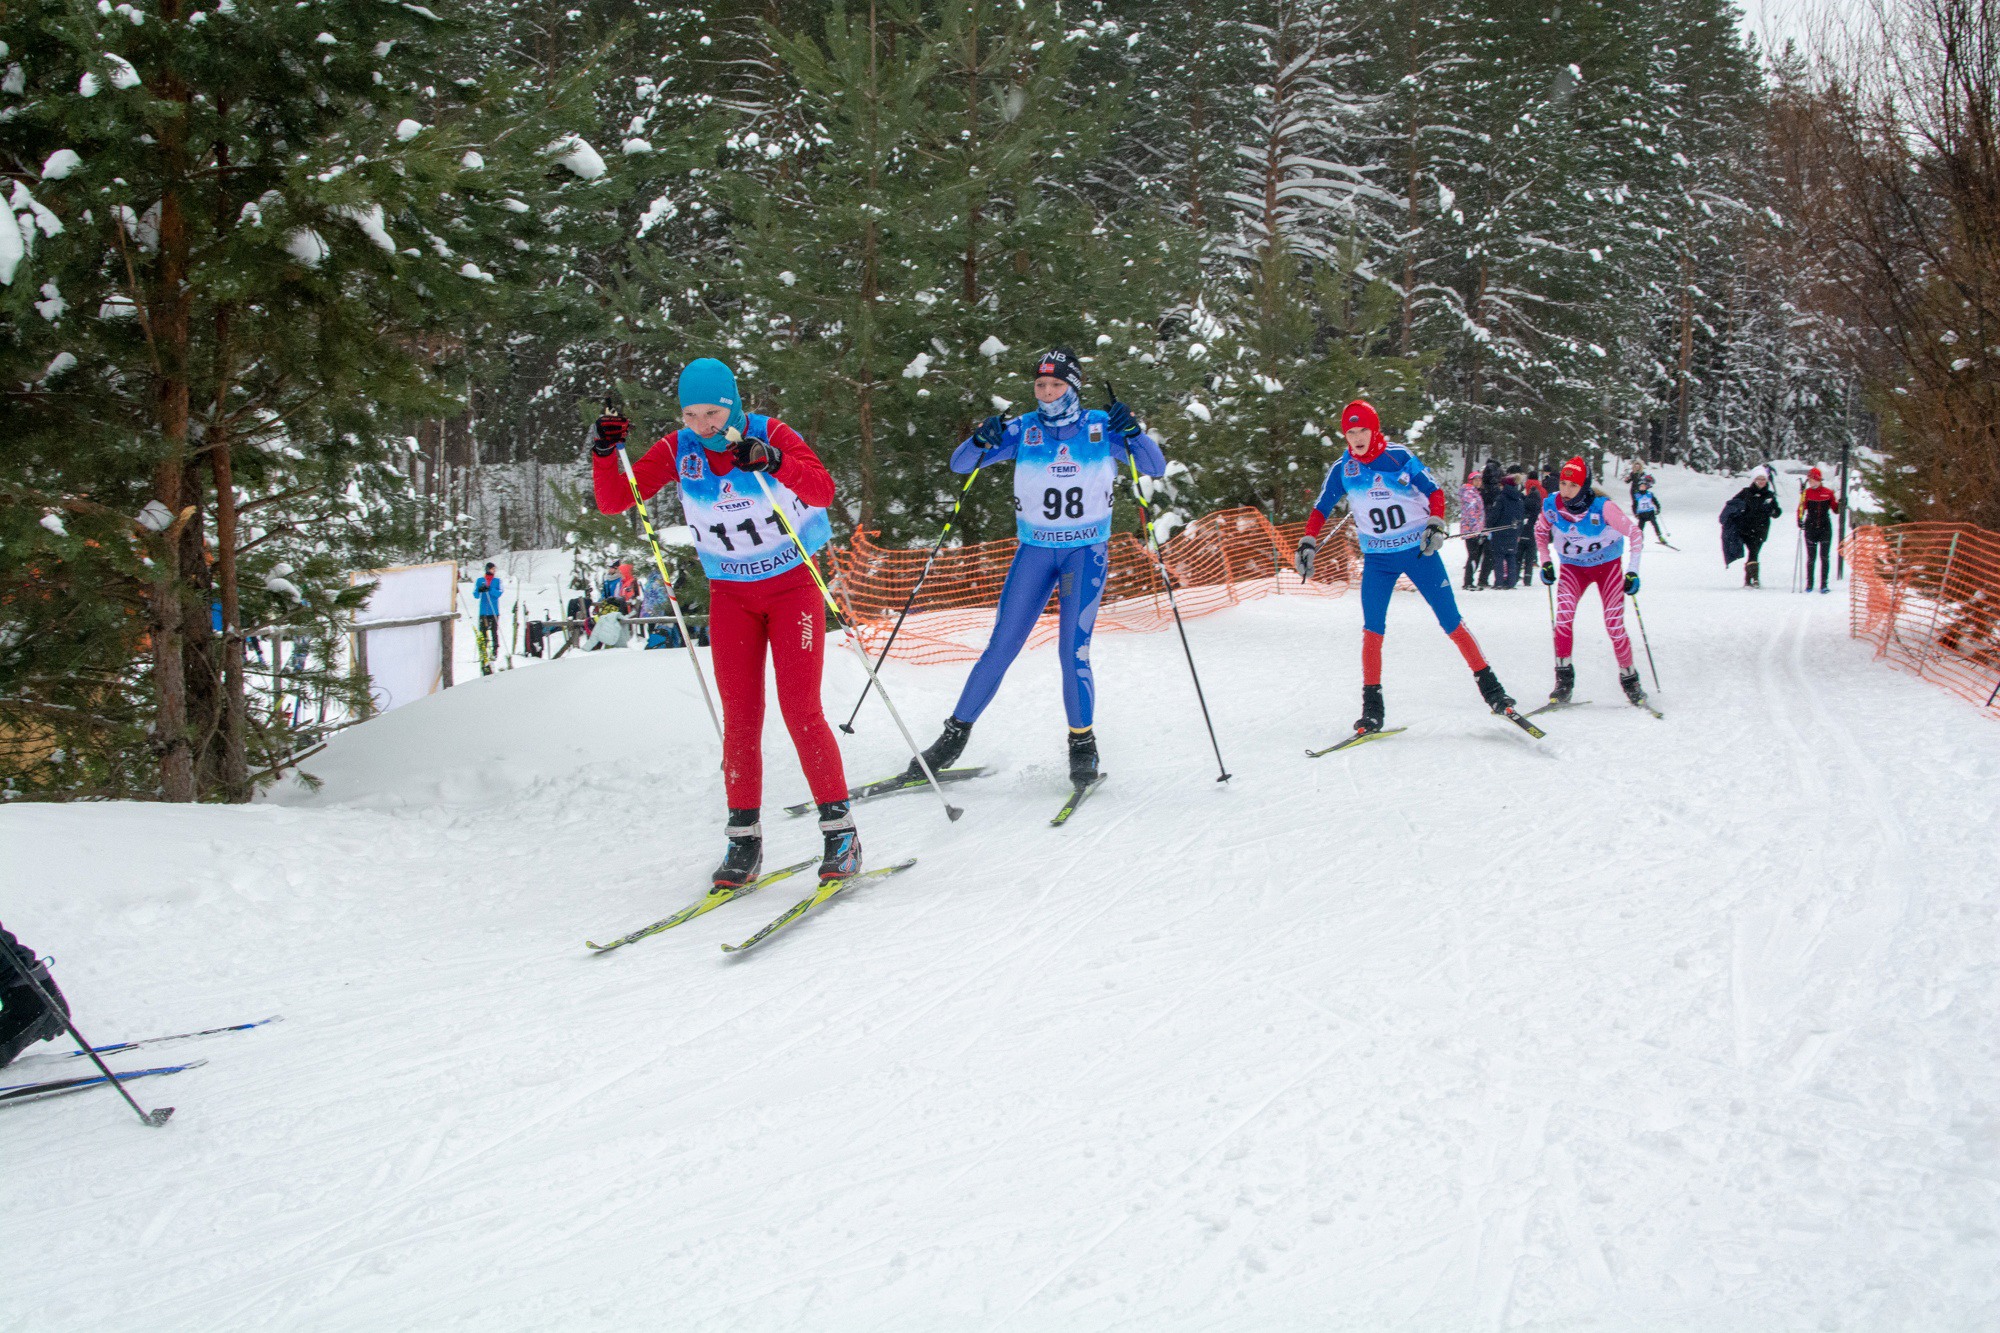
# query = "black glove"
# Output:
<box><xmin>590</xmin><ymin>414</ymin><xmax>630</xmax><ymax>457</ymax></box>
<box><xmin>1623</xmin><ymin>571</ymin><xmax>1640</xmax><ymax>596</ymax></box>
<box><xmin>732</xmin><ymin>434</ymin><xmax>782</xmax><ymax>473</ymax></box>
<box><xmin>1294</xmin><ymin>535</ymin><xmax>1318</xmax><ymax>581</ymax></box>
<box><xmin>1540</xmin><ymin>561</ymin><xmax>1556</xmax><ymax>585</ymax></box>
<box><xmin>973</xmin><ymin>414</ymin><xmax>1006</xmax><ymax>451</ymax></box>
<box><xmin>1105</xmin><ymin>399</ymin><xmax>1140</xmax><ymax>439</ymax></box>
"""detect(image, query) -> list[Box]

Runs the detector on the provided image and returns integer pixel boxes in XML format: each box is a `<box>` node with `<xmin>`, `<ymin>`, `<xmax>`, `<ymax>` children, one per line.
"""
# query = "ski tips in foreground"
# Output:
<box><xmin>1050</xmin><ymin>774</ymin><xmax>1107</xmax><ymax>827</ymax></box>
<box><xmin>1498</xmin><ymin>707</ymin><xmax>1547</xmax><ymax>740</ymax></box>
<box><xmin>7</xmin><ymin>1015</ymin><xmax>283</xmax><ymax>1067</ymax></box>
<box><xmin>0</xmin><ymin>1060</ymin><xmax>205</xmax><ymax>1110</ymax></box>
<box><xmin>587</xmin><ymin>858</ymin><xmax>818</xmax><ymax>954</ymax></box>
<box><xmin>1307</xmin><ymin>728</ymin><xmax>1408</xmax><ymax>757</ymax></box>
<box><xmin>722</xmin><ymin>858</ymin><xmax>918</xmax><ymax>954</ymax></box>
<box><xmin>783</xmin><ymin>767</ymin><xmax>989</xmax><ymax>818</ymax></box>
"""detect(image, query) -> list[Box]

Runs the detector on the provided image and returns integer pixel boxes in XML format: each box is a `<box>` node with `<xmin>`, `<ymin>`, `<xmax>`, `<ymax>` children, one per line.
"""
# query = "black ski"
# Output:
<box><xmin>1307</xmin><ymin>727</ymin><xmax>1407</xmax><ymax>757</ymax></box>
<box><xmin>1525</xmin><ymin>699</ymin><xmax>1592</xmax><ymax>718</ymax></box>
<box><xmin>0</xmin><ymin>1060</ymin><xmax>205</xmax><ymax>1108</ymax></box>
<box><xmin>722</xmin><ymin>858</ymin><xmax>919</xmax><ymax>953</ymax></box>
<box><xmin>1050</xmin><ymin>774</ymin><xmax>1107</xmax><ymax>827</ymax></box>
<box><xmin>784</xmin><ymin>766</ymin><xmax>989</xmax><ymax>817</ymax></box>
<box><xmin>1498</xmin><ymin>707</ymin><xmax>1547</xmax><ymax>739</ymax></box>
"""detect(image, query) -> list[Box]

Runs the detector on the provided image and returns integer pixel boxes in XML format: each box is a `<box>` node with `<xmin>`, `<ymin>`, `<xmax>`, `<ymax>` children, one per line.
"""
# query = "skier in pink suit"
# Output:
<box><xmin>1535</xmin><ymin>456</ymin><xmax>1650</xmax><ymax>710</ymax></box>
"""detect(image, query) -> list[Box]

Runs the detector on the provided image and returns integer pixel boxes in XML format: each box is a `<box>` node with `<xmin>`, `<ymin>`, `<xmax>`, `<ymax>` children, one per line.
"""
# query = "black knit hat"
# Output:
<box><xmin>1030</xmin><ymin>347</ymin><xmax>1084</xmax><ymax>393</ymax></box>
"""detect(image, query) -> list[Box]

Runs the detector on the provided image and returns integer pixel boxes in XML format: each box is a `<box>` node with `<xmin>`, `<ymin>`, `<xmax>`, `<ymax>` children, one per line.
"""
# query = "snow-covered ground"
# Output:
<box><xmin>4</xmin><ymin>467</ymin><xmax>1996</xmax><ymax>1331</ymax></box>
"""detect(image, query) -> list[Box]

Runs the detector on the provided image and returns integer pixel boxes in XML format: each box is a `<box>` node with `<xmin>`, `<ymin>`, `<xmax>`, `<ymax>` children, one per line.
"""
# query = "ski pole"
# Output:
<box><xmin>1123</xmin><ymin>447</ymin><xmax>1232</xmax><ymax>783</ymax></box>
<box><xmin>606</xmin><ymin>401</ymin><xmax>724</xmax><ymax>748</ymax></box>
<box><xmin>0</xmin><ymin>946</ymin><xmax>174</xmax><ymax>1127</ymax></box>
<box><xmin>1631</xmin><ymin>594</ymin><xmax>1661</xmax><ymax>693</ymax></box>
<box><xmin>741</xmin><ymin>464</ymin><xmax>964</xmax><ymax>822</ymax></box>
<box><xmin>839</xmin><ymin>450</ymin><xmax>991</xmax><ymax>734</ymax></box>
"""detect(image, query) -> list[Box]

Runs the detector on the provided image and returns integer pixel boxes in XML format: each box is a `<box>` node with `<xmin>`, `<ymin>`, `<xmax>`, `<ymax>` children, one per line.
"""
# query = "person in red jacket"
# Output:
<box><xmin>590</xmin><ymin>358</ymin><xmax>858</xmax><ymax>886</ymax></box>
<box><xmin>1797</xmin><ymin>466</ymin><xmax>1842</xmax><ymax>594</ymax></box>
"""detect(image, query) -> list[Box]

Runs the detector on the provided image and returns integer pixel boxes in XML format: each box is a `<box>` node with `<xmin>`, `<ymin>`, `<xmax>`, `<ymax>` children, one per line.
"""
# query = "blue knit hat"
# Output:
<box><xmin>676</xmin><ymin>358</ymin><xmax>745</xmax><ymax>434</ymax></box>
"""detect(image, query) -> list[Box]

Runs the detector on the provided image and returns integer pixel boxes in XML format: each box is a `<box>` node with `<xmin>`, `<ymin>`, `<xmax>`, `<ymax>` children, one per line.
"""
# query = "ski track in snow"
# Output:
<box><xmin>3</xmin><ymin>466</ymin><xmax>1998</xmax><ymax>1331</ymax></box>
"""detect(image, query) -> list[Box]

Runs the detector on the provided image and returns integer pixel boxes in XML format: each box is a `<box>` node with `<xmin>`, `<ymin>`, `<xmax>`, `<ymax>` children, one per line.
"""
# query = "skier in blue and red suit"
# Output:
<box><xmin>1293</xmin><ymin>399</ymin><xmax>1520</xmax><ymax>736</ymax></box>
<box><xmin>905</xmin><ymin>348</ymin><xmax>1167</xmax><ymax>787</ymax></box>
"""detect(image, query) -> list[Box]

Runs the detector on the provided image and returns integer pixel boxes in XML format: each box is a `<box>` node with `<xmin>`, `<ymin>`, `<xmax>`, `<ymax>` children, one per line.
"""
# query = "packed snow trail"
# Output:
<box><xmin>2</xmin><ymin>468</ymin><xmax>1996</xmax><ymax>1331</ymax></box>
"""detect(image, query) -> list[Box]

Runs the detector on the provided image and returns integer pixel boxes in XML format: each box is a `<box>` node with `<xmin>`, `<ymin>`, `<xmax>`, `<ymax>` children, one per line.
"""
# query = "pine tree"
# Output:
<box><xmin>0</xmin><ymin>0</ymin><xmax>601</xmax><ymax>799</ymax></box>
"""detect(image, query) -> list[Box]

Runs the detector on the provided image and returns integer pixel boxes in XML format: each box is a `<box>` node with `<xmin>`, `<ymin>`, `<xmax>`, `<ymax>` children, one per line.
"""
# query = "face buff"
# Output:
<box><xmin>1038</xmin><ymin>386</ymin><xmax>1082</xmax><ymax>429</ymax></box>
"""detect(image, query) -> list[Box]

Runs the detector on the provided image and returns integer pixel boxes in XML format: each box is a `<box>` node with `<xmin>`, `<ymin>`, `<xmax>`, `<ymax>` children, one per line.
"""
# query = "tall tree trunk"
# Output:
<box><xmin>1185</xmin><ymin>0</ymin><xmax>1207</xmax><ymax>229</ymax></box>
<box><xmin>856</xmin><ymin>0</ymin><xmax>882</xmax><ymax>526</ymax></box>
<box><xmin>180</xmin><ymin>455</ymin><xmax>220</xmax><ymax>795</ymax></box>
<box><xmin>1675</xmin><ymin>247</ymin><xmax>1695</xmax><ymax>463</ymax></box>
<box><xmin>210</xmin><ymin>306</ymin><xmax>249</xmax><ymax>802</ymax></box>
<box><xmin>151</xmin><ymin>5</ymin><xmax>195</xmax><ymax>800</ymax></box>
<box><xmin>1401</xmin><ymin>13</ymin><xmax>1422</xmax><ymax>357</ymax></box>
<box><xmin>961</xmin><ymin>3</ymin><xmax>981</xmax><ymax>305</ymax></box>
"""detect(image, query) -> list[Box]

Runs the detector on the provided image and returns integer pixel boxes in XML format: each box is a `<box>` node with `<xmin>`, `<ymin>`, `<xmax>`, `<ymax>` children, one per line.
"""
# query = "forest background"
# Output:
<box><xmin>3</xmin><ymin>0</ymin><xmax>1995</xmax><ymax>800</ymax></box>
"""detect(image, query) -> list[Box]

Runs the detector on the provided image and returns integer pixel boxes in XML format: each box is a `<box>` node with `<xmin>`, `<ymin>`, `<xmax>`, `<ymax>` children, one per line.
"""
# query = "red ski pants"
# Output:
<box><xmin>1554</xmin><ymin>560</ymin><xmax>1633</xmax><ymax>669</ymax></box>
<box><xmin>709</xmin><ymin>564</ymin><xmax>849</xmax><ymax>810</ymax></box>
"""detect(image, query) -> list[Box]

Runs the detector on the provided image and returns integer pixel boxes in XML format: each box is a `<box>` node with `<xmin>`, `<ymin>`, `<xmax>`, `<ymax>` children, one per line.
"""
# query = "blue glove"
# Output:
<box><xmin>972</xmin><ymin>415</ymin><xmax>1006</xmax><ymax>451</ymax></box>
<box><xmin>1104</xmin><ymin>399</ymin><xmax>1140</xmax><ymax>438</ymax></box>
<box><xmin>1540</xmin><ymin>561</ymin><xmax>1556</xmax><ymax>585</ymax></box>
<box><xmin>1623</xmin><ymin>571</ymin><xmax>1640</xmax><ymax>596</ymax></box>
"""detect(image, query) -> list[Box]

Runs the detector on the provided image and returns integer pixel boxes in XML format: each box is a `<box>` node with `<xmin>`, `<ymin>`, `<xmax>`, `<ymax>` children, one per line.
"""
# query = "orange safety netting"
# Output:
<box><xmin>822</xmin><ymin>506</ymin><xmax>1360</xmax><ymax>664</ymax></box>
<box><xmin>1846</xmin><ymin>522</ymin><xmax>2000</xmax><ymax>715</ymax></box>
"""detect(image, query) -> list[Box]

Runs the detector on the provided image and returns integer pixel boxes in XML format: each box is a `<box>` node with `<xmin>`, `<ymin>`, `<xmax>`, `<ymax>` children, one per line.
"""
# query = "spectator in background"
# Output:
<box><xmin>616</xmin><ymin>562</ymin><xmax>639</xmax><ymax>606</ymax></box>
<box><xmin>1458</xmin><ymin>469</ymin><xmax>1487</xmax><ymax>591</ymax></box>
<box><xmin>473</xmin><ymin>562</ymin><xmax>503</xmax><ymax>661</ymax></box>
<box><xmin>1727</xmin><ymin>467</ymin><xmax>1786</xmax><ymax>587</ymax></box>
<box><xmin>1517</xmin><ymin>467</ymin><xmax>1545</xmax><ymax>585</ymax></box>
<box><xmin>1485</xmin><ymin>471</ymin><xmax>1527</xmax><ymax>589</ymax></box>
<box><xmin>1797</xmin><ymin>466</ymin><xmax>1841</xmax><ymax>594</ymax></box>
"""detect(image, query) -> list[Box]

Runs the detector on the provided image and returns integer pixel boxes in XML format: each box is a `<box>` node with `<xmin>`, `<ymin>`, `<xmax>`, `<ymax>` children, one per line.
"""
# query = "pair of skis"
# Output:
<box><xmin>590</xmin><ymin>858</ymin><xmax>919</xmax><ymax>956</ymax></box>
<box><xmin>1</xmin><ymin>1015</ymin><xmax>280</xmax><ymax>1109</ymax></box>
<box><xmin>1526</xmin><ymin>697</ymin><xmax>1665</xmax><ymax>720</ymax></box>
<box><xmin>1308</xmin><ymin>707</ymin><xmax>1546</xmax><ymax>757</ymax></box>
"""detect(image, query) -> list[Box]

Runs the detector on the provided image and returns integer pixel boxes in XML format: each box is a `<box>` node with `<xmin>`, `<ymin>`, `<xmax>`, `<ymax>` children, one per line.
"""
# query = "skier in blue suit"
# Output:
<box><xmin>906</xmin><ymin>348</ymin><xmax>1166</xmax><ymax>786</ymax></box>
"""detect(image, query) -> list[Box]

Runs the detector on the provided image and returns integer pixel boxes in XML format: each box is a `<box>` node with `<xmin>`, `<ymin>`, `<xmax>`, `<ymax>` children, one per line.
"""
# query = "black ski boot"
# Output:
<box><xmin>0</xmin><ymin>942</ymin><xmax>68</xmax><ymax>1070</ymax></box>
<box><xmin>904</xmin><ymin>716</ymin><xmax>971</xmax><ymax>781</ymax></box>
<box><xmin>1550</xmin><ymin>660</ymin><xmax>1575</xmax><ymax>705</ymax></box>
<box><xmin>1354</xmin><ymin>684</ymin><xmax>1385</xmax><ymax>735</ymax></box>
<box><xmin>711</xmin><ymin>808</ymin><xmax>762</xmax><ymax>889</ymax></box>
<box><xmin>1620</xmin><ymin>667</ymin><xmax>1648</xmax><ymax>708</ymax></box>
<box><xmin>1474</xmin><ymin>665</ymin><xmax>1515</xmax><ymax>714</ymax></box>
<box><xmin>1067</xmin><ymin>727</ymin><xmax>1100</xmax><ymax>785</ymax></box>
<box><xmin>817</xmin><ymin>801</ymin><xmax>862</xmax><ymax>881</ymax></box>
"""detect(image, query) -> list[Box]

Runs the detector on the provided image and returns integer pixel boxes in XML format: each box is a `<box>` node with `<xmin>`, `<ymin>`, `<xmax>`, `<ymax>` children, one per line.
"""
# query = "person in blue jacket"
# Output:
<box><xmin>1293</xmin><ymin>400</ymin><xmax>1518</xmax><ymax>737</ymax></box>
<box><xmin>473</xmin><ymin>562</ymin><xmax>503</xmax><ymax>668</ymax></box>
<box><xmin>906</xmin><ymin>348</ymin><xmax>1166</xmax><ymax>786</ymax></box>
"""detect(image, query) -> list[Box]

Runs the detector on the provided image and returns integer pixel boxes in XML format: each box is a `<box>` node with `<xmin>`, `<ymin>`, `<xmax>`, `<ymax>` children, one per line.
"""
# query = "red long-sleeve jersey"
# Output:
<box><xmin>591</xmin><ymin>418</ymin><xmax>835</xmax><ymax>516</ymax></box>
